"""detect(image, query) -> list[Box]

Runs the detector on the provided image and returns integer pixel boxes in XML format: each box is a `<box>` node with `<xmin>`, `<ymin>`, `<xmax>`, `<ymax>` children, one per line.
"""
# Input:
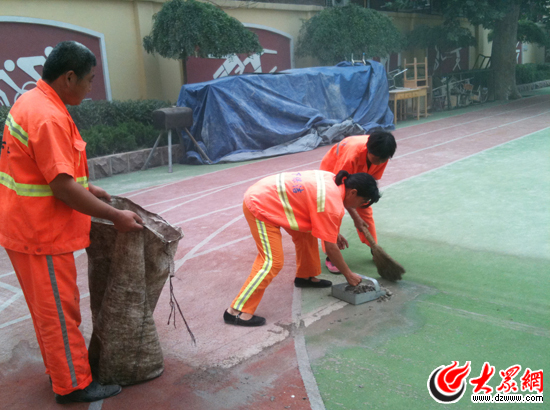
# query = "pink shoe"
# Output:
<box><xmin>325</xmin><ymin>258</ymin><xmax>341</xmax><ymax>274</ymax></box>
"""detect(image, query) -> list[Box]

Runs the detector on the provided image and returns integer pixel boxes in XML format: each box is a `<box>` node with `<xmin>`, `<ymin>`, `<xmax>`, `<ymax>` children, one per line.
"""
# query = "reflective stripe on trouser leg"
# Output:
<box><xmin>46</xmin><ymin>255</ymin><xmax>78</xmax><ymax>387</ymax></box>
<box><xmin>284</xmin><ymin>228</ymin><xmax>322</xmax><ymax>279</ymax></box>
<box><xmin>6</xmin><ymin>250</ymin><xmax>93</xmax><ymax>395</ymax></box>
<box><xmin>231</xmin><ymin>203</ymin><xmax>284</xmax><ymax>315</ymax></box>
<box><xmin>356</xmin><ymin>206</ymin><xmax>377</xmax><ymax>245</ymax></box>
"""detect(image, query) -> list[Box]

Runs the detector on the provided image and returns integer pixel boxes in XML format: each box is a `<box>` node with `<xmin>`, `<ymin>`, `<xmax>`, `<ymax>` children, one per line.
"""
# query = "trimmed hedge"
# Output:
<box><xmin>516</xmin><ymin>63</ymin><xmax>550</xmax><ymax>85</ymax></box>
<box><xmin>1</xmin><ymin>99</ymin><xmax>172</xmax><ymax>158</ymax></box>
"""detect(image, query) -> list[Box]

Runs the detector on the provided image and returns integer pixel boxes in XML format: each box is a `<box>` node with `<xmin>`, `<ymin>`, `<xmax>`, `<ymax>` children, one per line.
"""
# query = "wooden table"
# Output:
<box><xmin>389</xmin><ymin>87</ymin><xmax>428</xmax><ymax>124</ymax></box>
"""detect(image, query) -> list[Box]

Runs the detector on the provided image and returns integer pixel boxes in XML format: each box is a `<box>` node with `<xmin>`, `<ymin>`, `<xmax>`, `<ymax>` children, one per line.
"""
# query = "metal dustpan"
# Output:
<box><xmin>331</xmin><ymin>275</ymin><xmax>386</xmax><ymax>305</ymax></box>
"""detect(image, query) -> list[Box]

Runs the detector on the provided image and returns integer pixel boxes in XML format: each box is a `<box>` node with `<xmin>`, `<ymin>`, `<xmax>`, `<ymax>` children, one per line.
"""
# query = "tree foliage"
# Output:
<box><xmin>512</xmin><ymin>19</ymin><xmax>548</xmax><ymax>46</ymax></box>
<box><xmin>392</xmin><ymin>0</ymin><xmax>550</xmax><ymax>100</ymax></box>
<box><xmin>487</xmin><ymin>19</ymin><xmax>550</xmax><ymax>46</ymax></box>
<box><xmin>405</xmin><ymin>23</ymin><xmax>476</xmax><ymax>52</ymax></box>
<box><xmin>143</xmin><ymin>0</ymin><xmax>263</xmax><ymax>82</ymax></box>
<box><xmin>296</xmin><ymin>4</ymin><xmax>402</xmax><ymax>65</ymax></box>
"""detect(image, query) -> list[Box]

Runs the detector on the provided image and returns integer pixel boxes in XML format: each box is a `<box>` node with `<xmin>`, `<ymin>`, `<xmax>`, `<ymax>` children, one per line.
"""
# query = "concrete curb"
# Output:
<box><xmin>517</xmin><ymin>79</ymin><xmax>550</xmax><ymax>92</ymax></box>
<box><xmin>87</xmin><ymin>144</ymin><xmax>183</xmax><ymax>181</ymax></box>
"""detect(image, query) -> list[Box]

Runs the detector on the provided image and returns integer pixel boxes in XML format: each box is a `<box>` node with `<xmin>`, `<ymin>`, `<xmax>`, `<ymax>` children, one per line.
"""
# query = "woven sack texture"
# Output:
<box><xmin>86</xmin><ymin>196</ymin><xmax>184</xmax><ymax>385</ymax></box>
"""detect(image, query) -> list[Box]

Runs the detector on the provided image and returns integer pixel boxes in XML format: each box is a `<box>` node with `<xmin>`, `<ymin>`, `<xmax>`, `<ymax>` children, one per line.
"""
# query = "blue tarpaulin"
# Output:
<box><xmin>177</xmin><ymin>61</ymin><xmax>394</xmax><ymax>164</ymax></box>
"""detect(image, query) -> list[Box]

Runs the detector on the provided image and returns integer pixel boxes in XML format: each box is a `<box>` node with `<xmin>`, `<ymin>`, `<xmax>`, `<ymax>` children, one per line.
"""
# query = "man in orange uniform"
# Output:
<box><xmin>0</xmin><ymin>42</ymin><xmax>143</xmax><ymax>404</ymax></box>
<box><xmin>224</xmin><ymin>170</ymin><xmax>380</xmax><ymax>326</ymax></box>
<box><xmin>320</xmin><ymin>131</ymin><xmax>396</xmax><ymax>273</ymax></box>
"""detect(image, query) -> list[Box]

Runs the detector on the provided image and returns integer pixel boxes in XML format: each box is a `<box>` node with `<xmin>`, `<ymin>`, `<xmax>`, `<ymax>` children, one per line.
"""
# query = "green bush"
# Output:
<box><xmin>1</xmin><ymin>99</ymin><xmax>172</xmax><ymax>158</ymax></box>
<box><xmin>81</xmin><ymin>120</ymin><xmax>162</xmax><ymax>158</ymax></box>
<box><xmin>0</xmin><ymin>105</ymin><xmax>9</xmax><ymax>141</ymax></box>
<box><xmin>516</xmin><ymin>63</ymin><xmax>550</xmax><ymax>85</ymax></box>
<box><xmin>68</xmin><ymin>99</ymin><xmax>171</xmax><ymax>130</ymax></box>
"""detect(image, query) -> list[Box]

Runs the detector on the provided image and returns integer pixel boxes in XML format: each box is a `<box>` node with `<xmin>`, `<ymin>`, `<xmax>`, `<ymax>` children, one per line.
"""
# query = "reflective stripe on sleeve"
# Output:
<box><xmin>76</xmin><ymin>176</ymin><xmax>89</xmax><ymax>189</ymax></box>
<box><xmin>315</xmin><ymin>171</ymin><xmax>326</xmax><ymax>213</ymax></box>
<box><xmin>0</xmin><ymin>173</ymin><xmax>88</xmax><ymax>196</ymax></box>
<box><xmin>6</xmin><ymin>113</ymin><xmax>29</xmax><ymax>147</ymax></box>
<box><xmin>276</xmin><ymin>173</ymin><xmax>299</xmax><ymax>231</ymax></box>
<box><xmin>233</xmin><ymin>219</ymin><xmax>273</xmax><ymax>311</ymax></box>
<box><xmin>0</xmin><ymin>172</ymin><xmax>53</xmax><ymax>197</ymax></box>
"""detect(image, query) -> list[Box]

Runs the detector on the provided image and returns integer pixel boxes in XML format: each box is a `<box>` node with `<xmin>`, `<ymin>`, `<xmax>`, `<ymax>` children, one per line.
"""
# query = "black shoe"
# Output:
<box><xmin>294</xmin><ymin>277</ymin><xmax>332</xmax><ymax>288</ymax></box>
<box><xmin>223</xmin><ymin>310</ymin><xmax>266</xmax><ymax>327</ymax></box>
<box><xmin>55</xmin><ymin>381</ymin><xmax>121</xmax><ymax>404</ymax></box>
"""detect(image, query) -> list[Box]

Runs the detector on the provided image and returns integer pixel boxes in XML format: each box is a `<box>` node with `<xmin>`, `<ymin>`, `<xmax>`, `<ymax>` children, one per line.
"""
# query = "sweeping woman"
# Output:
<box><xmin>224</xmin><ymin>170</ymin><xmax>380</xmax><ymax>327</ymax></box>
<box><xmin>320</xmin><ymin>131</ymin><xmax>396</xmax><ymax>273</ymax></box>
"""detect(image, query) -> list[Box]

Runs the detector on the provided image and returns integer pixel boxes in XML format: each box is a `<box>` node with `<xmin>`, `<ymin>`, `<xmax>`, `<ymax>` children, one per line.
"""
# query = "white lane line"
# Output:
<box><xmin>0</xmin><ymin>271</ymin><xmax>15</xmax><ymax>278</ymax></box>
<box><xmin>419</xmin><ymin>301</ymin><xmax>550</xmax><ymax>337</ymax></box>
<box><xmin>186</xmin><ymin>236</ymin><xmax>252</xmax><ymax>259</ymax></box>
<box><xmin>292</xmin><ymin>288</ymin><xmax>326</xmax><ymax>410</ymax></box>
<box><xmin>174</xmin><ymin>215</ymin><xmax>244</xmax><ymax>273</ymax></box>
<box><xmin>142</xmin><ymin>160</ymin><xmax>321</xmax><ymax>209</ymax></box>
<box><xmin>149</xmin><ymin>103</ymin><xmax>550</xmax><ymax>214</ymax></box>
<box><xmin>0</xmin><ymin>294</ymin><xmax>91</xmax><ymax>329</ymax></box>
<box><xmin>0</xmin><ymin>281</ymin><xmax>21</xmax><ymax>293</ymax></box>
<box><xmin>396</xmin><ymin>98</ymin><xmax>549</xmax><ymax>141</ymax></box>
<box><xmin>381</xmin><ymin>127</ymin><xmax>550</xmax><ymax>191</ymax></box>
<box><xmin>88</xmin><ymin>400</ymin><xmax>103</xmax><ymax>410</ymax></box>
<box><xmin>172</xmin><ymin>204</ymin><xmax>243</xmax><ymax>225</ymax></box>
<box><xmin>0</xmin><ymin>291</ymin><xmax>22</xmax><ymax>313</ymax></box>
<box><xmin>392</xmin><ymin>109</ymin><xmax>550</xmax><ymax>160</ymax></box>
<box><xmin>0</xmin><ymin>314</ymin><xmax>31</xmax><ymax>329</ymax></box>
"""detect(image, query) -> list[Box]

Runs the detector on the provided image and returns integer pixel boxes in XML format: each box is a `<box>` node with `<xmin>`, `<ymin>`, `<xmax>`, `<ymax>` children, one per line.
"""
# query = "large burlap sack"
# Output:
<box><xmin>86</xmin><ymin>196</ymin><xmax>184</xmax><ymax>386</ymax></box>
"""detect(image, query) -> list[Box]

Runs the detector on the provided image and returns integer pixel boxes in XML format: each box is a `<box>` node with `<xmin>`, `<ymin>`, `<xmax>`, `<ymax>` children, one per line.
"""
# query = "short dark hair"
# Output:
<box><xmin>366</xmin><ymin>131</ymin><xmax>396</xmax><ymax>159</ymax></box>
<box><xmin>334</xmin><ymin>170</ymin><xmax>380</xmax><ymax>208</ymax></box>
<box><xmin>42</xmin><ymin>41</ymin><xmax>97</xmax><ymax>82</ymax></box>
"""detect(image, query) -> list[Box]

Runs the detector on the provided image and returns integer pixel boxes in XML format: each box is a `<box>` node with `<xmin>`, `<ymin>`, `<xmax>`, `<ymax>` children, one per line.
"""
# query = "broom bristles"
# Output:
<box><xmin>360</xmin><ymin>226</ymin><xmax>405</xmax><ymax>281</ymax></box>
<box><xmin>371</xmin><ymin>244</ymin><xmax>406</xmax><ymax>282</ymax></box>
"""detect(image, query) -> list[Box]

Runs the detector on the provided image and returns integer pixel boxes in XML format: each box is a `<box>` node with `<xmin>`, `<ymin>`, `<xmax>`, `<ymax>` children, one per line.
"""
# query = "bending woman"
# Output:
<box><xmin>224</xmin><ymin>170</ymin><xmax>380</xmax><ymax>327</ymax></box>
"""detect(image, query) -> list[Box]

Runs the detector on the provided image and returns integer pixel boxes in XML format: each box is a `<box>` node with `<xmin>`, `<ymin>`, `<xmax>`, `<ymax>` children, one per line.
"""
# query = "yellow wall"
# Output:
<box><xmin>2</xmin><ymin>0</ymin><xmax>167</xmax><ymax>100</ymax></box>
<box><xmin>1</xmin><ymin>0</ymin><xmax>324</xmax><ymax>102</ymax></box>
<box><xmin>1</xmin><ymin>0</ymin><xmax>545</xmax><ymax>103</ymax></box>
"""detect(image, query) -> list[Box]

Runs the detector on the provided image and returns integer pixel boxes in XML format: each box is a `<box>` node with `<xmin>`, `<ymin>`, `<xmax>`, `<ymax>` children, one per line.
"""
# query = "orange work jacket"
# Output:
<box><xmin>0</xmin><ymin>79</ymin><xmax>91</xmax><ymax>255</ymax></box>
<box><xmin>244</xmin><ymin>170</ymin><xmax>345</xmax><ymax>244</ymax></box>
<box><xmin>320</xmin><ymin>135</ymin><xmax>388</xmax><ymax>180</ymax></box>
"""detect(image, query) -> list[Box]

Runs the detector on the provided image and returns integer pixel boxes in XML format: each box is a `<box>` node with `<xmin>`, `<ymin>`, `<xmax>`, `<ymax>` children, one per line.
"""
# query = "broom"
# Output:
<box><xmin>360</xmin><ymin>226</ymin><xmax>406</xmax><ymax>282</ymax></box>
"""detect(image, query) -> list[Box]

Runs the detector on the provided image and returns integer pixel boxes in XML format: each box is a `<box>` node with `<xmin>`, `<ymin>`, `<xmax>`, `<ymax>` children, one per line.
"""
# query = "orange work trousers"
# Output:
<box><xmin>231</xmin><ymin>203</ymin><xmax>322</xmax><ymax>315</ymax></box>
<box><xmin>6</xmin><ymin>250</ymin><xmax>93</xmax><ymax>395</ymax></box>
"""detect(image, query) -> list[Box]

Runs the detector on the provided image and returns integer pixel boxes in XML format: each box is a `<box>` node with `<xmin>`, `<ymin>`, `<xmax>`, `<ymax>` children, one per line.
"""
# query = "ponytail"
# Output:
<box><xmin>335</xmin><ymin>170</ymin><xmax>380</xmax><ymax>207</ymax></box>
<box><xmin>334</xmin><ymin>170</ymin><xmax>350</xmax><ymax>186</ymax></box>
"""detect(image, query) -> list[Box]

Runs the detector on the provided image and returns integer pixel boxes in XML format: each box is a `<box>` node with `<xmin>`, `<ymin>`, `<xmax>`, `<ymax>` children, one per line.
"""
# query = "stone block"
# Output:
<box><xmin>128</xmin><ymin>149</ymin><xmax>149</xmax><ymax>172</ymax></box>
<box><xmin>109</xmin><ymin>153</ymin><xmax>129</xmax><ymax>176</ymax></box>
<box><xmin>87</xmin><ymin>159</ymin><xmax>96</xmax><ymax>181</ymax></box>
<box><xmin>93</xmin><ymin>157</ymin><xmax>111</xmax><ymax>179</ymax></box>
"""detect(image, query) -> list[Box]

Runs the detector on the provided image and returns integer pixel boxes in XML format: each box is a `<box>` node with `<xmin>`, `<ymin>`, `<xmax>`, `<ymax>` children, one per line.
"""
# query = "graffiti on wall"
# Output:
<box><xmin>213</xmin><ymin>49</ymin><xmax>278</xmax><ymax>79</ymax></box>
<box><xmin>428</xmin><ymin>46</ymin><xmax>469</xmax><ymax>75</ymax></box>
<box><xmin>0</xmin><ymin>47</ymin><xmax>54</xmax><ymax>107</ymax></box>
<box><xmin>186</xmin><ymin>27</ymin><xmax>292</xmax><ymax>84</ymax></box>
<box><xmin>0</xmin><ymin>18</ymin><xmax>110</xmax><ymax>107</ymax></box>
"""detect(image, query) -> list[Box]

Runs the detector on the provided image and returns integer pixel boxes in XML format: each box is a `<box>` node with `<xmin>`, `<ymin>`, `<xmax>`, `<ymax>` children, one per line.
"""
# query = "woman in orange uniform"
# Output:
<box><xmin>224</xmin><ymin>170</ymin><xmax>380</xmax><ymax>327</ymax></box>
<box><xmin>320</xmin><ymin>131</ymin><xmax>396</xmax><ymax>273</ymax></box>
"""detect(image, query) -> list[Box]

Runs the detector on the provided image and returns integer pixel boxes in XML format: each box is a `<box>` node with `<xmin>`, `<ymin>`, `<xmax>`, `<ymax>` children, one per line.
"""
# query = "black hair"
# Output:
<box><xmin>42</xmin><ymin>41</ymin><xmax>97</xmax><ymax>82</ymax></box>
<box><xmin>335</xmin><ymin>170</ymin><xmax>380</xmax><ymax>208</ymax></box>
<box><xmin>366</xmin><ymin>131</ymin><xmax>396</xmax><ymax>159</ymax></box>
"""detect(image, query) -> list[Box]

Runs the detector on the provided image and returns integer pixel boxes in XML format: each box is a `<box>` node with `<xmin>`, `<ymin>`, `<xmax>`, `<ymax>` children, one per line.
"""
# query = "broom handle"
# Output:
<box><xmin>360</xmin><ymin>226</ymin><xmax>376</xmax><ymax>248</ymax></box>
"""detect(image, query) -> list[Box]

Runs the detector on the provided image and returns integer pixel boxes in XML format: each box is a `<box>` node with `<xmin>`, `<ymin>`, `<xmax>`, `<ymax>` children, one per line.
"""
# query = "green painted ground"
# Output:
<box><xmin>306</xmin><ymin>129</ymin><xmax>550</xmax><ymax>409</ymax></box>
